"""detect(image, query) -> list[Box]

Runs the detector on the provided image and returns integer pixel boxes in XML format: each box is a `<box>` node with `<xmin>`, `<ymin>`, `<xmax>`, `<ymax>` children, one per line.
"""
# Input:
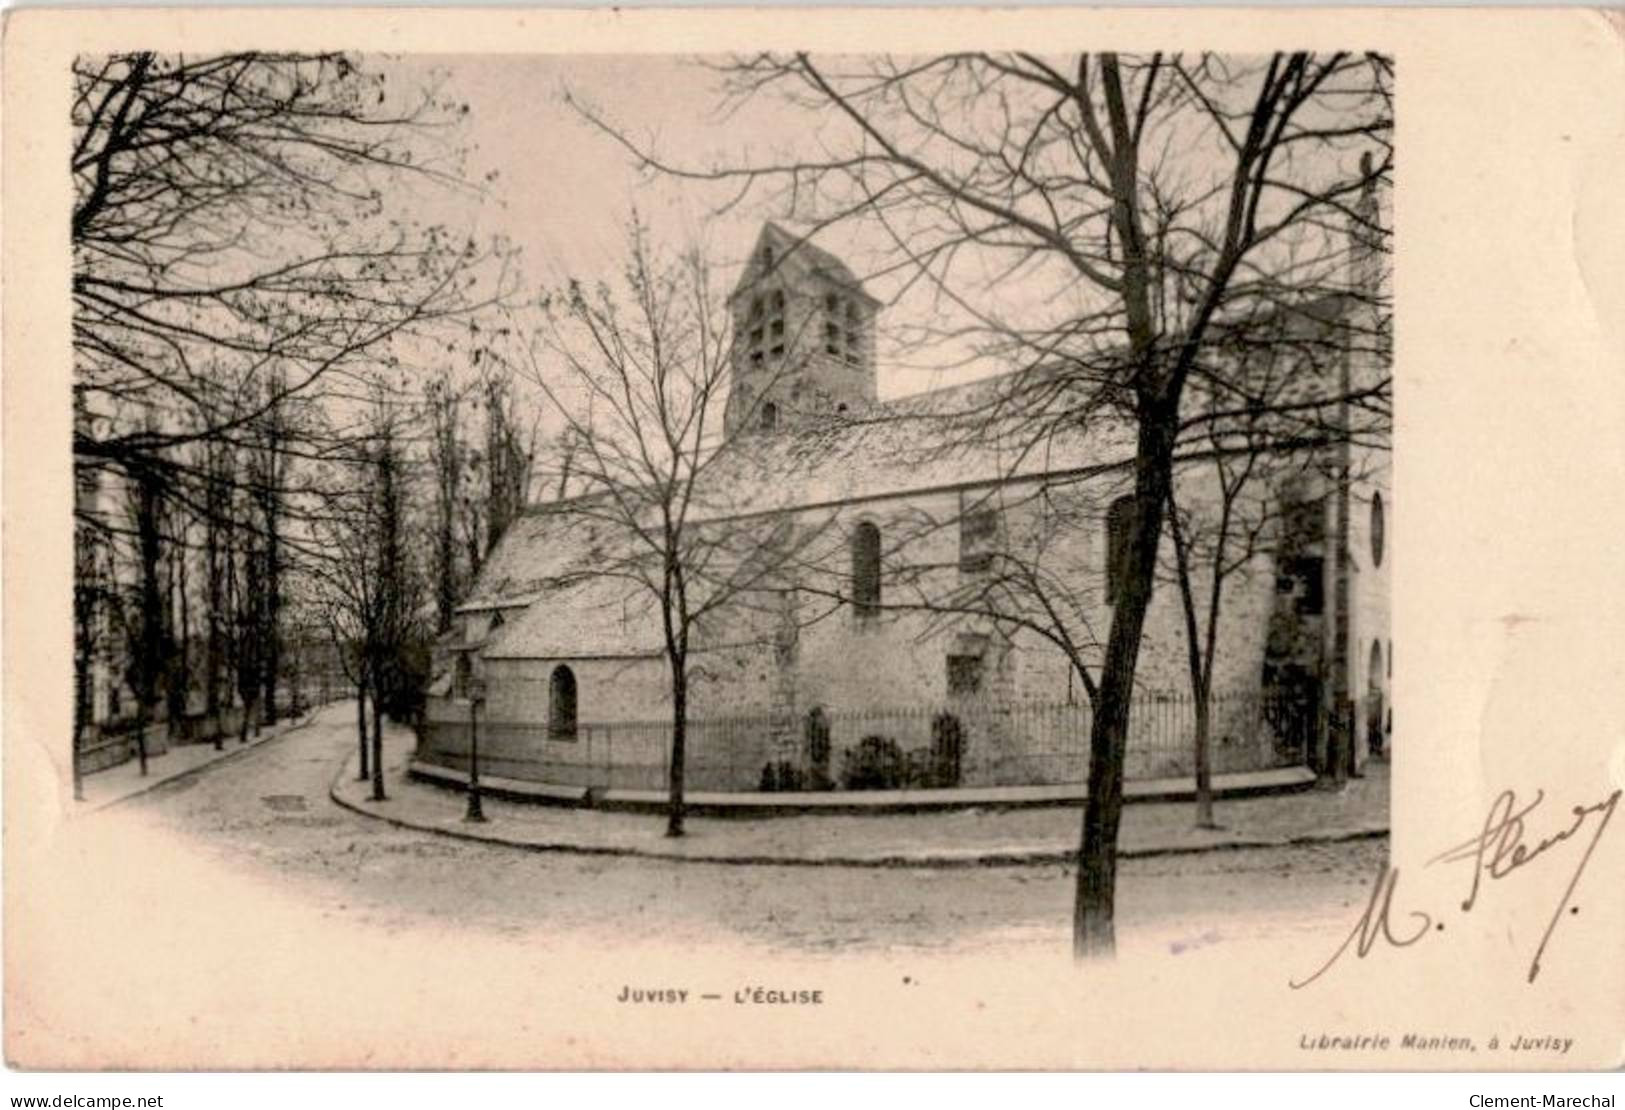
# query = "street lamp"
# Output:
<box><xmin>464</xmin><ymin>675</ymin><xmax>488</xmax><ymax>823</ymax></box>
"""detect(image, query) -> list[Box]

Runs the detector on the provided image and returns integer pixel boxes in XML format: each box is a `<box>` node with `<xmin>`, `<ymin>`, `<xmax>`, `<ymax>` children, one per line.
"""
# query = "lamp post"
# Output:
<box><xmin>464</xmin><ymin>676</ymin><xmax>488</xmax><ymax>823</ymax></box>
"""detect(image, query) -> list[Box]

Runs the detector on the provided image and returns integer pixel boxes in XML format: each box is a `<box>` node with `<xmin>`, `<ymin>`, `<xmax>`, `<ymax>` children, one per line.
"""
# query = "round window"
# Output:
<box><xmin>1370</xmin><ymin>492</ymin><xmax>1385</xmax><ymax>567</ymax></box>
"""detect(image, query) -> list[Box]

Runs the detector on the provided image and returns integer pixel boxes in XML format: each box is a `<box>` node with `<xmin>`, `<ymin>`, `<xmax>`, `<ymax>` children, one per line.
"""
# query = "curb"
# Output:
<box><xmin>89</xmin><ymin>711</ymin><xmax>320</xmax><ymax>813</ymax></box>
<box><xmin>404</xmin><ymin>758</ymin><xmax>1319</xmax><ymax>816</ymax></box>
<box><xmin>331</xmin><ymin>753</ymin><xmax>1388</xmax><ymax>870</ymax></box>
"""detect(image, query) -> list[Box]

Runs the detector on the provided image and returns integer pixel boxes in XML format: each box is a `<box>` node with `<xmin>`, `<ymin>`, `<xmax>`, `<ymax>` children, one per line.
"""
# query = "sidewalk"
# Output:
<box><xmin>76</xmin><ymin>708</ymin><xmax>319</xmax><ymax>812</ymax></box>
<box><xmin>333</xmin><ymin>720</ymin><xmax>1390</xmax><ymax>867</ymax></box>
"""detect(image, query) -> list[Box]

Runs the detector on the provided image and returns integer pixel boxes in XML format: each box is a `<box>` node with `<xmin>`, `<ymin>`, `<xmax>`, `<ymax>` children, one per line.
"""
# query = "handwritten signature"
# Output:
<box><xmin>1290</xmin><ymin>786</ymin><xmax>1620</xmax><ymax>989</ymax></box>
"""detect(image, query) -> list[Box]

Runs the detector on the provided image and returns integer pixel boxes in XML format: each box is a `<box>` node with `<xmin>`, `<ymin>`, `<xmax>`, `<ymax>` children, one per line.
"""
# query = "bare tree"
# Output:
<box><xmin>314</xmin><ymin>400</ymin><xmax>424</xmax><ymax>801</ymax></box>
<box><xmin>71</xmin><ymin>52</ymin><xmax>511</xmax><ymax>773</ymax></box>
<box><xmin>426</xmin><ymin>374</ymin><xmax>466</xmax><ymax>632</ymax></box>
<box><xmin>520</xmin><ymin>217</ymin><xmax>823</xmax><ymax>837</ymax></box>
<box><xmin>483</xmin><ymin>371</ymin><xmax>537</xmax><ymax>559</ymax></box>
<box><xmin>1163</xmin><ymin>393</ymin><xmax>1282</xmax><ymax>829</ymax></box>
<box><xmin>577</xmin><ymin>51</ymin><xmax>1392</xmax><ymax>954</ymax></box>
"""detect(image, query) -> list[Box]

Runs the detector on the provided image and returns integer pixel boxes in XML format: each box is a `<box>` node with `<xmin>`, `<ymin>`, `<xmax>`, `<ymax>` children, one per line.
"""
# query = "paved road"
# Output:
<box><xmin>111</xmin><ymin>702</ymin><xmax>1385</xmax><ymax>957</ymax></box>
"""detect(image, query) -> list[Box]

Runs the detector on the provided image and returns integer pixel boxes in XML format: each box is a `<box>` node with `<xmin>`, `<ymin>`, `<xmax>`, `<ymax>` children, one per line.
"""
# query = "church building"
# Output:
<box><xmin>418</xmin><ymin>215</ymin><xmax>1390</xmax><ymax>799</ymax></box>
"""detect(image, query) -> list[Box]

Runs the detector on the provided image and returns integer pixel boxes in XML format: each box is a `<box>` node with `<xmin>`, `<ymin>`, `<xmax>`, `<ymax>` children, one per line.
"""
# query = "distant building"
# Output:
<box><xmin>419</xmin><ymin>210</ymin><xmax>1389</xmax><ymax>795</ymax></box>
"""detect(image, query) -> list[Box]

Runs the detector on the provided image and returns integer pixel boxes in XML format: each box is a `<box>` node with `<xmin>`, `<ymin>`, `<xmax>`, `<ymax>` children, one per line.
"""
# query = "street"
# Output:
<box><xmin>12</xmin><ymin>700</ymin><xmax>1393</xmax><ymax>1068</ymax></box>
<box><xmin>110</xmin><ymin>702</ymin><xmax>1384</xmax><ymax>956</ymax></box>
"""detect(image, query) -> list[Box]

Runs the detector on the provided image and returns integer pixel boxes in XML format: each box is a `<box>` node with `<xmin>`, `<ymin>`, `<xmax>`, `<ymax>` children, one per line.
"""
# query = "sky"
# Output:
<box><xmin>378</xmin><ymin>53</ymin><xmax>1383</xmax><ymax>414</ymax></box>
<box><xmin>389</xmin><ymin>54</ymin><xmax>998</xmax><ymax>402</ymax></box>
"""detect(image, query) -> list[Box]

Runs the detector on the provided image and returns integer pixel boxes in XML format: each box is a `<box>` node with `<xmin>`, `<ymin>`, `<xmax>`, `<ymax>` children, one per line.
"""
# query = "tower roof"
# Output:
<box><xmin>728</xmin><ymin>222</ymin><xmax>881</xmax><ymax>306</ymax></box>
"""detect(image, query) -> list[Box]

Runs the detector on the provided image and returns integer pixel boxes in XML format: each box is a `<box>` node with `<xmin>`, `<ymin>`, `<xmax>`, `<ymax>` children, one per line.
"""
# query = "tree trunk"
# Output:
<box><xmin>666</xmin><ymin>660</ymin><xmax>687</xmax><ymax>838</ymax></box>
<box><xmin>259</xmin><ymin>512</ymin><xmax>279</xmax><ymax>728</ymax></box>
<box><xmin>72</xmin><ymin>631</ymin><xmax>90</xmax><ymax>798</ymax></box>
<box><xmin>261</xmin><ymin>524</ymin><xmax>280</xmax><ymax>727</ymax></box>
<box><xmin>356</xmin><ymin>677</ymin><xmax>370</xmax><ymax>781</ymax></box>
<box><xmin>135</xmin><ymin>700</ymin><xmax>150</xmax><ymax>777</ymax></box>
<box><xmin>205</xmin><ymin>492</ymin><xmax>223</xmax><ymax>731</ymax></box>
<box><xmin>1074</xmin><ymin>410</ymin><xmax>1176</xmax><ymax>960</ymax></box>
<box><xmin>221</xmin><ymin>523</ymin><xmax>239</xmax><ymax>748</ymax></box>
<box><xmin>165</xmin><ymin>539</ymin><xmax>186</xmax><ymax>730</ymax></box>
<box><xmin>370</xmin><ymin>673</ymin><xmax>387</xmax><ymax>802</ymax></box>
<box><xmin>178</xmin><ymin>541</ymin><xmax>191</xmax><ymax>736</ymax></box>
<box><xmin>136</xmin><ymin>467</ymin><xmax>163</xmax><ymax>773</ymax></box>
<box><xmin>1193</xmin><ymin>691</ymin><xmax>1216</xmax><ymax>829</ymax></box>
<box><xmin>237</xmin><ymin>692</ymin><xmax>255</xmax><ymax>746</ymax></box>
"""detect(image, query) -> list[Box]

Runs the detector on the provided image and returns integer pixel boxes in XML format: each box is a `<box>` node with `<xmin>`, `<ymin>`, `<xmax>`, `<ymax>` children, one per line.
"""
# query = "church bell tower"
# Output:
<box><xmin>724</xmin><ymin>223</ymin><xmax>881</xmax><ymax>437</ymax></box>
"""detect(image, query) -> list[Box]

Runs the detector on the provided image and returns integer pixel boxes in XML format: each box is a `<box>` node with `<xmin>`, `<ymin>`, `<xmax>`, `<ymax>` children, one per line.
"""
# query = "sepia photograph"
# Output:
<box><xmin>3</xmin><ymin>6</ymin><xmax>1621</xmax><ymax>1079</ymax></box>
<box><xmin>63</xmin><ymin>45</ymin><xmax>1391</xmax><ymax>956</ymax></box>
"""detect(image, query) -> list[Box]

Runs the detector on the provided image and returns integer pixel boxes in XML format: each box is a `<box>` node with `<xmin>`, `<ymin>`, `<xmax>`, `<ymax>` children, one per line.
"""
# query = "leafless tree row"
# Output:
<box><xmin>70</xmin><ymin>52</ymin><xmax>525</xmax><ymax>782</ymax></box>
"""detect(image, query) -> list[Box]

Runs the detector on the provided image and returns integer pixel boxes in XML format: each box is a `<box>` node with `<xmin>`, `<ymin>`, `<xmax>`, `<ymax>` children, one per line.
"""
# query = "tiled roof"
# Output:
<box><xmin>457</xmin><ymin>495</ymin><xmax>616</xmax><ymax>612</ymax></box>
<box><xmin>483</xmin><ymin>573</ymin><xmax>664</xmax><ymax>660</ymax></box>
<box><xmin>460</xmin><ymin>272</ymin><xmax>1371</xmax><ymax>659</ymax></box>
<box><xmin>459</xmin><ymin>368</ymin><xmax>1135</xmax><ymax>627</ymax></box>
<box><xmin>729</xmin><ymin>221</ymin><xmax>880</xmax><ymax>305</ymax></box>
<box><xmin>688</xmin><ymin>369</ymin><xmax>1135</xmax><ymax>521</ymax></box>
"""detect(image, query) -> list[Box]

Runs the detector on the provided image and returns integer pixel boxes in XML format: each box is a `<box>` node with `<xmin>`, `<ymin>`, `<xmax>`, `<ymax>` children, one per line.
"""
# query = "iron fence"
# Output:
<box><xmin>419</xmin><ymin>688</ymin><xmax>1332</xmax><ymax>794</ymax></box>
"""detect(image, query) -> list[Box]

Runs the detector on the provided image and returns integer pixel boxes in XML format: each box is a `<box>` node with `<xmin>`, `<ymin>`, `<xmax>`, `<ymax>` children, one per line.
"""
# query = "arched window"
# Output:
<box><xmin>760</xmin><ymin>401</ymin><xmax>778</xmax><ymax>431</ymax></box>
<box><xmin>1106</xmin><ymin>496</ymin><xmax>1137</xmax><ymax>606</ymax></box>
<box><xmin>851</xmin><ymin>521</ymin><xmax>881</xmax><ymax>616</ymax></box>
<box><xmin>454</xmin><ymin>654</ymin><xmax>472</xmax><ymax>699</ymax></box>
<box><xmin>1370</xmin><ymin>491</ymin><xmax>1385</xmax><ymax>567</ymax></box>
<box><xmin>768</xmin><ymin>291</ymin><xmax>786</xmax><ymax>358</ymax></box>
<box><xmin>549</xmin><ymin>664</ymin><xmax>578</xmax><ymax>741</ymax></box>
<box><xmin>1366</xmin><ymin>640</ymin><xmax>1386</xmax><ymax>756</ymax></box>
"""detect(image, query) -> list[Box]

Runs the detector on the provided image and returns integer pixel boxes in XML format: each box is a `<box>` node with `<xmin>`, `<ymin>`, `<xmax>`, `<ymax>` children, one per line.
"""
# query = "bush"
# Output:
<box><xmin>378</xmin><ymin>634</ymin><xmax>431</xmax><ymax>725</ymax></box>
<box><xmin>930</xmin><ymin>712</ymin><xmax>965</xmax><ymax>788</ymax></box>
<box><xmin>758</xmin><ymin>760</ymin><xmax>807</xmax><ymax>793</ymax></box>
<box><xmin>804</xmin><ymin>708</ymin><xmax>831</xmax><ymax>785</ymax></box>
<box><xmin>841</xmin><ymin>735</ymin><xmax>907</xmax><ymax>790</ymax></box>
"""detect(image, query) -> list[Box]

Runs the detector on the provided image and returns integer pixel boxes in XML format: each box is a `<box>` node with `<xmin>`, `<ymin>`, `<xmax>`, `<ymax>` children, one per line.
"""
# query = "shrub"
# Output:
<box><xmin>759</xmin><ymin>760</ymin><xmax>808</xmax><ymax>793</ymax></box>
<box><xmin>804</xmin><ymin>708</ymin><xmax>831</xmax><ymax>784</ymax></box>
<box><xmin>841</xmin><ymin>735</ymin><xmax>907</xmax><ymax>790</ymax></box>
<box><xmin>930</xmin><ymin>712</ymin><xmax>965</xmax><ymax>788</ymax></box>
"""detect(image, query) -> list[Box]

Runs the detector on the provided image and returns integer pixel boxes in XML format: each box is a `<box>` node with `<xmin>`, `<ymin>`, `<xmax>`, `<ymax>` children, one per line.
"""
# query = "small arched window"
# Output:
<box><xmin>851</xmin><ymin>521</ymin><xmax>882</xmax><ymax>616</ymax></box>
<box><xmin>1370</xmin><ymin>491</ymin><xmax>1385</xmax><ymax>567</ymax></box>
<box><xmin>768</xmin><ymin>291</ymin><xmax>786</xmax><ymax>358</ymax></box>
<box><xmin>760</xmin><ymin>401</ymin><xmax>778</xmax><ymax>431</ymax></box>
<box><xmin>454</xmin><ymin>654</ymin><xmax>472</xmax><ymax>700</ymax></box>
<box><xmin>1106</xmin><ymin>495</ymin><xmax>1137</xmax><ymax>606</ymax></box>
<box><xmin>549</xmin><ymin>664</ymin><xmax>578</xmax><ymax>741</ymax></box>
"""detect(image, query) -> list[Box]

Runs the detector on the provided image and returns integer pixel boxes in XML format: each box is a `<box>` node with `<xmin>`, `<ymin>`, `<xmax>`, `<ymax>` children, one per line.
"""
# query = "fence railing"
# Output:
<box><xmin>419</xmin><ymin>689</ymin><xmax>1337</xmax><ymax>794</ymax></box>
